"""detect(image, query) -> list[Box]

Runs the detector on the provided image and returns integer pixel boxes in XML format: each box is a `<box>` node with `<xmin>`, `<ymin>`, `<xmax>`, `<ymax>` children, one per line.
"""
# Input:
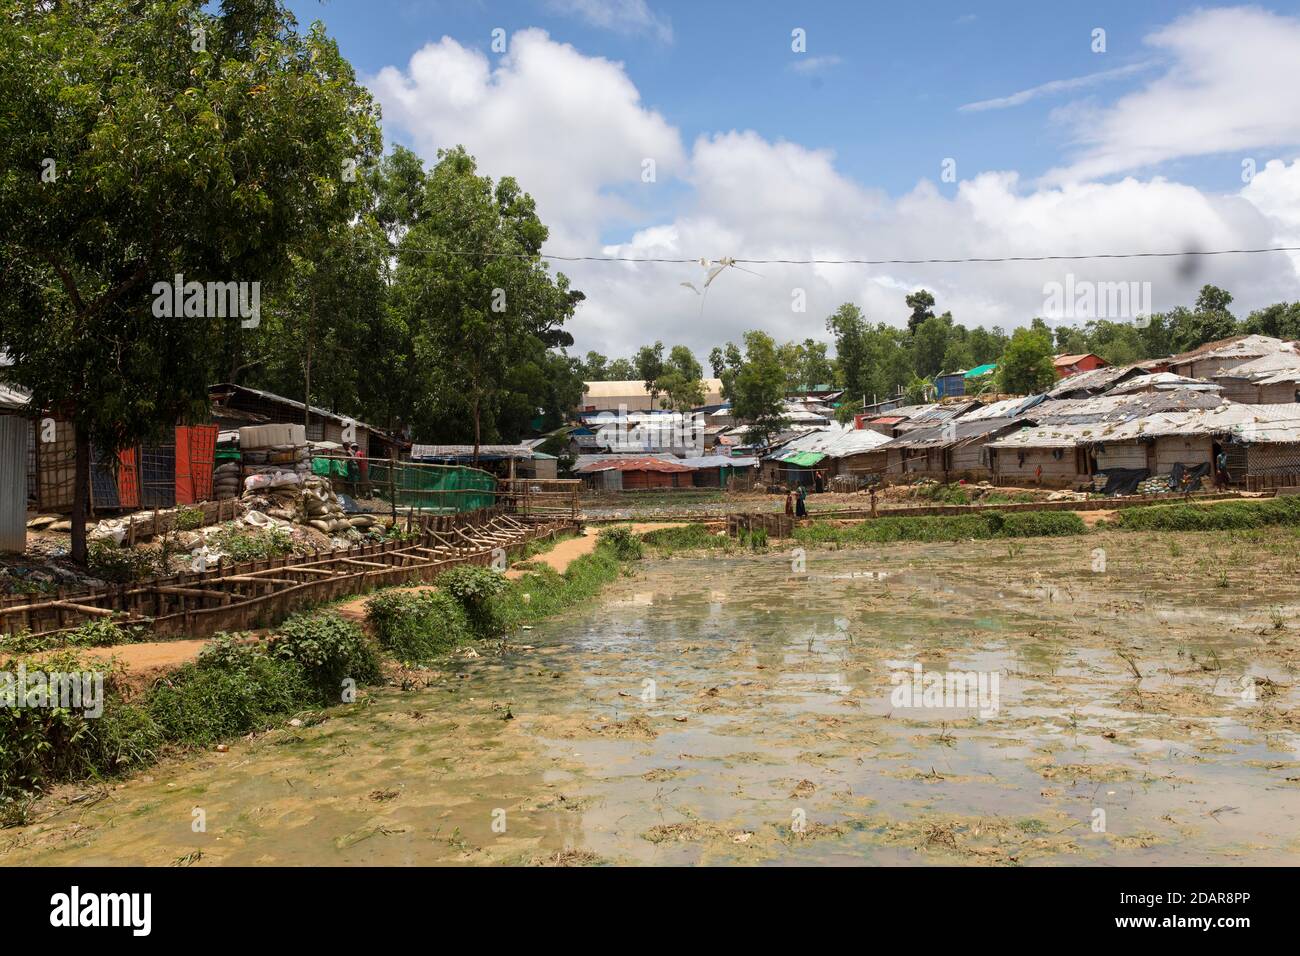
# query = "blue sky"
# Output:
<box><xmin>285</xmin><ymin>1</ymin><xmax>1300</xmax><ymax>356</ymax></box>
<box><xmin>290</xmin><ymin>0</ymin><xmax>1276</xmax><ymax>193</ymax></box>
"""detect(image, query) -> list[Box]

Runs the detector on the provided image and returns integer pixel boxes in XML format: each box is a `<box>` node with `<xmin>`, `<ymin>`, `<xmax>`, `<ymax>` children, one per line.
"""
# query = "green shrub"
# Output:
<box><xmin>0</xmin><ymin>652</ymin><xmax>157</xmax><ymax>809</ymax></box>
<box><xmin>640</xmin><ymin>524</ymin><xmax>730</xmax><ymax>553</ymax></box>
<box><xmin>87</xmin><ymin>540</ymin><xmax>159</xmax><ymax>583</ymax></box>
<box><xmin>269</xmin><ymin>612</ymin><xmax>381</xmax><ymax>700</ymax></box>
<box><xmin>174</xmin><ymin>505</ymin><xmax>206</xmax><ymax>532</ymax></box>
<box><xmin>210</xmin><ymin>525</ymin><xmax>295</xmax><ymax>562</ymax></box>
<box><xmin>913</xmin><ymin>482</ymin><xmax>972</xmax><ymax>505</ymax></box>
<box><xmin>494</xmin><ymin>540</ymin><xmax>624</xmax><ymax>631</ymax></box>
<box><xmin>146</xmin><ymin>654</ymin><xmax>311</xmax><ymax>746</ymax></box>
<box><xmin>366</xmin><ymin>589</ymin><xmax>472</xmax><ymax>661</ymax></box>
<box><xmin>1115</xmin><ymin>496</ymin><xmax>1300</xmax><ymax>532</ymax></box>
<box><xmin>597</xmin><ymin>526</ymin><xmax>644</xmax><ymax>560</ymax></box>
<box><xmin>440</xmin><ymin>565</ymin><xmax>509</xmax><ymax>636</ymax></box>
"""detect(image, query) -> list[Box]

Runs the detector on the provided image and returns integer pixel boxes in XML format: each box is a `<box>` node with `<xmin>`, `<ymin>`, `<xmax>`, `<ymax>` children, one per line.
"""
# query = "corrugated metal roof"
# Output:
<box><xmin>1104</xmin><ymin>372</ymin><xmax>1220</xmax><ymax>395</ymax></box>
<box><xmin>411</xmin><ymin>444</ymin><xmax>535</xmax><ymax>459</ymax></box>
<box><xmin>676</xmin><ymin>455</ymin><xmax>758</xmax><ymax>468</ymax></box>
<box><xmin>878</xmin><ymin>417</ymin><xmax>1020</xmax><ymax>450</ymax></box>
<box><xmin>821</xmin><ymin>428</ymin><xmax>892</xmax><ymax>456</ymax></box>
<box><xmin>961</xmin><ymin>393</ymin><xmax>1047</xmax><ymax>421</ymax></box>
<box><xmin>576</xmin><ymin>455</ymin><xmax>692</xmax><ymax>474</ymax></box>
<box><xmin>1044</xmin><ymin>362</ymin><xmax>1144</xmax><ymax>398</ymax></box>
<box><xmin>1030</xmin><ymin>390</ymin><xmax>1222</xmax><ymax>425</ymax></box>
<box><xmin>0</xmin><ymin>383</ymin><xmax>30</xmax><ymax>413</ymax></box>
<box><xmin>1169</xmin><ymin>334</ymin><xmax>1292</xmax><ymax>366</ymax></box>
<box><xmin>1054</xmin><ymin>353</ymin><xmax>1103</xmax><ymax>367</ymax></box>
<box><xmin>989</xmin><ymin>402</ymin><xmax>1300</xmax><ymax>447</ymax></box>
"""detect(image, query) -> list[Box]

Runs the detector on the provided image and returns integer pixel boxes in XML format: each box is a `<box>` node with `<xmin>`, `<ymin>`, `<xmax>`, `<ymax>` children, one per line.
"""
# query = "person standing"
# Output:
<box><xmin>784</xmin><ymin>488</ymin><xmax>794</xmax><ymax>516</ymax></box>
<box><xmin>1215</xmin><ymin>446</ymin><xmax>1230</xmax><ymax>490</ymax></box>
<box><xmin>795</xmin><ymin>483</ymin><xmax>808</xmax><ymax>518</ymax></box>
<box><xmin>355</xmin><ymin>441</ymin><xmax>369</xmax><ymax>495</ymax></box>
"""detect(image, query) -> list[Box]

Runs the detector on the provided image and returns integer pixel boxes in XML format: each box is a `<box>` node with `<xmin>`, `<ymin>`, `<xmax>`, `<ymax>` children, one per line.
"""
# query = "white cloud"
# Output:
<box><xmin>369</xmin><ymin>29</ymin><xmax>685</xmax><ymax>249</ymax></box>
<box><xmin>368</xmin><ymin>16</ymin><xmax>1300</xmax><ymax>360</ymax></box>
<box><xmin>545</xmin><ymin>0</ymin><xmax>672</xmax><ymax>43</ymax></box>
<box><xmin>1242</xmin><ymin>158</ymin><xmax>1300</xmax><ymax>275</ymax></box>
<box><xmin>959</xmin><ymin>62</ymin><xmax>1155</xmax><ymax>112</ymax></box>
<box><xmin>1044</xmin><ymin>6</ymin><xmax>1300</xmax><ymax>184</ymax></box>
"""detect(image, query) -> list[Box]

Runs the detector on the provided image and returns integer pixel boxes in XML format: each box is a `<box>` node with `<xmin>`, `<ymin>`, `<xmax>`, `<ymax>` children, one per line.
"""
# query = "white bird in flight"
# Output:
<box><xmin>680</xmin><ymin>256</ymin><xmax>762</xmax><ymax>312</ymax></box>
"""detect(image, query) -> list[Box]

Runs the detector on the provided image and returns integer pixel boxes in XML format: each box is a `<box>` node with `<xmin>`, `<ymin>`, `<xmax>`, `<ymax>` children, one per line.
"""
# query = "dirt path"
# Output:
<box><xmin>504</xmin><ymin>523</ymin><xmax>685</xmax><ymax>579</ymax></box>
<box><xmin>56</xmin><ymin>639</ymin><xmax>214</xmax><ymax>690</ymax></box>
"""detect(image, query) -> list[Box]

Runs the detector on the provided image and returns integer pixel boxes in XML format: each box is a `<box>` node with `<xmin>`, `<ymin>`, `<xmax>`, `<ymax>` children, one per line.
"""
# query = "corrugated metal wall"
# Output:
<box><xmin>0</xmin><ymin>415</ymin><xmax>28</xmax><ymax>553</ymax></box>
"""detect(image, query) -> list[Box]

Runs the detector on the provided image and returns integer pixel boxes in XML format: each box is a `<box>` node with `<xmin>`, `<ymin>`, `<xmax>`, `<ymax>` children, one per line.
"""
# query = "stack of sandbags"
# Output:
<box><xmin>239</xmin><ymin>473</ymin><xmax>376</xmax><ymax>539</ymax></box>
<box><xmin>238</xmin><ymin>423</ymin><xmax>309</xmax><ymax>492</ymax></box>
<box><xmin>213</xmin><ymin>460</ymin><xmax>241</xmax><ymax>500</ymax></box>
<box><xmin>1137</xmin><ymin>475</ymin><xmax>1172</xmax><ymax>495</ymax></box>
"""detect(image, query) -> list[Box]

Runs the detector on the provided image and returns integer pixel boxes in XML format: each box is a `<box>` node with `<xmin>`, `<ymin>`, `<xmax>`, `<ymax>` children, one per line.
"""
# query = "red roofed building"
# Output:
<box><xmin>1053</xmin><ymin>353</ymin><xmax>1108</xmax><ymax>379</ymax></box>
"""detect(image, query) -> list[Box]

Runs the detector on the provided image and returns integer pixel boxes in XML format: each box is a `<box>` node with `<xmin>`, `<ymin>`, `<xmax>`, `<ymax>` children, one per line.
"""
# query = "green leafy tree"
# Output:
<box><xmin>905</xmin><ymin>289</ymin><xmax>936</xmax><ymax>335</ymax></box>
<box><xmin>633</xmin><ymin>341</ymin><xmax>665</xmax><ymax>403</ymax></box>
<box><xmin>0</xmin><ymin>0</ymin><xmax>381</xmax><ymax>561</ymax></box>
<box><xmin>913</xmin><ymin>313</ymin><xmax>954</xmax><ymax>378</ymax></box>
<box><xmin>579</xmin><ymin>351</ymin><xmax>609</xmax><ymax>381</ymax></box>
<box><xmin>1243</xmin><ymin>301</ymin><xmax>1300</xmax><ymax>340</ymax></box>
<box><xmin>996</xmin><ymin>325</ymin><xmax>1057</xmax><ymax>394</ymax></box>
<box><xmin>391</xmin><ymin>146</ymin><xmax>582</xmax><ymax>457</ymax></box>
<box><xmin>606</xmin><ymin>357</ymin><xmax>636</xmax><ymax>379</ymax></box>
<box><xmin>656</xmin><ymin>345</ymin><xmax>705</xmax><ymax>411</ymax></box>
<box><xmin>716</xmin><ymin>332</ymin><xmax>787</xmax><ymax>446</ymax></box>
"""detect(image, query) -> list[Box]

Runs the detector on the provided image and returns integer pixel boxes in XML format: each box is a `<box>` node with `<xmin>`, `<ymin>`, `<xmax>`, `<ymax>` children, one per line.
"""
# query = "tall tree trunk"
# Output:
<box><xmin>472</xmin><ymin>392</ymin><xmax>481</xmax><ymax>465</ymax></box>
<box><xmin>71</xmin><ymin>422</ymin><xmax>90</xmax><ymax>565</ymax></box>
<box><xmin>304</xmin><ymin>334</ymin><xmax>312</xmax><ymax>433</ymax></box>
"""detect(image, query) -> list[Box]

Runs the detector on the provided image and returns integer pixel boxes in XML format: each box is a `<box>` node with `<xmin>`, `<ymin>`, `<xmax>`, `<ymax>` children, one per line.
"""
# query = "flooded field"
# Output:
<box><xmin>6</xmin><ymin>529</ymin><xmax>1300</xmax><ymax>866</ymax></box>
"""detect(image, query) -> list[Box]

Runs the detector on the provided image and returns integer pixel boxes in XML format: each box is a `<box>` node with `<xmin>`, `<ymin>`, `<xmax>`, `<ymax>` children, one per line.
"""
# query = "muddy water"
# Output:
<box><xmin>7</xmin><ymin>536</ymin><xmax>1300</xmax><ymax>866</ymax></box>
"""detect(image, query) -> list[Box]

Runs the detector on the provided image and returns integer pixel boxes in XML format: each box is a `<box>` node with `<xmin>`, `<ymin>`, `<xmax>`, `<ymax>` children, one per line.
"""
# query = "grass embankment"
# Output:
<box><xmin>794</xmin><ymin>510</ymin><xmax>1087</xmax><ymax>545</ymax></box>
<box><xmin>0</xmin><ymin>612</ymin><xmax>380</xmax><ymax>820</ymax></box>
<box><xmin>636</xmin><ymin>511</ymin><xmax>1089</xmax><ymax>554</ymax></box>
<box><xmin>0</xmin><ymin>534</ymin><xmax>634</xmax><ymax>820</ymax></box>
<box><xmin>1111</xmin><ymin>495</ymin><xmax>1300</xmax><ymax>532</ymax></box>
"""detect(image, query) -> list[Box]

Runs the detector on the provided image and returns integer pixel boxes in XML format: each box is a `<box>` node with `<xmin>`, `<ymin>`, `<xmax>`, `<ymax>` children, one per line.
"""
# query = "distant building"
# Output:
<box><xmin>1053</xmin><ymin>353</ymin><xmax>1108</xmax><ymax>379</ymax></box>
<box><xmin>580</xmin><ymin>379</ymin><xmax>724</xmax><ymax>413</ymax></box>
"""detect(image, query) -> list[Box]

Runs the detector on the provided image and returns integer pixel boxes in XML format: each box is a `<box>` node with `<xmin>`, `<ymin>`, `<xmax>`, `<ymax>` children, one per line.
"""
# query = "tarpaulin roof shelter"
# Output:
<box><xmin>780</xmin><ymin>451</ymin><xmax>826</xmax><ymax>467</ymax></box>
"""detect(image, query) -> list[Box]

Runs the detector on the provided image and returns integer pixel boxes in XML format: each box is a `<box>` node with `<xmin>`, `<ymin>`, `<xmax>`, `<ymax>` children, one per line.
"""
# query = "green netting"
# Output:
<box><xmin>366</xmin><ymin>461</ymin><xmax>496</xmax><ymax>513</ymax></box>
<box><xmin>311</xmin><ymin>457</ymin><xmax>351</xmax><ymax>478</ymax></box>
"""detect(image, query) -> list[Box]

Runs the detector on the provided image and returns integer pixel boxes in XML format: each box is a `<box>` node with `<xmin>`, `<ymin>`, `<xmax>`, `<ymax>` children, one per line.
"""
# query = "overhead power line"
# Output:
<box><xmin>443</xmin><ymin>245</ymin><xmax>1300</xmax><ymax>265</ymax></box>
